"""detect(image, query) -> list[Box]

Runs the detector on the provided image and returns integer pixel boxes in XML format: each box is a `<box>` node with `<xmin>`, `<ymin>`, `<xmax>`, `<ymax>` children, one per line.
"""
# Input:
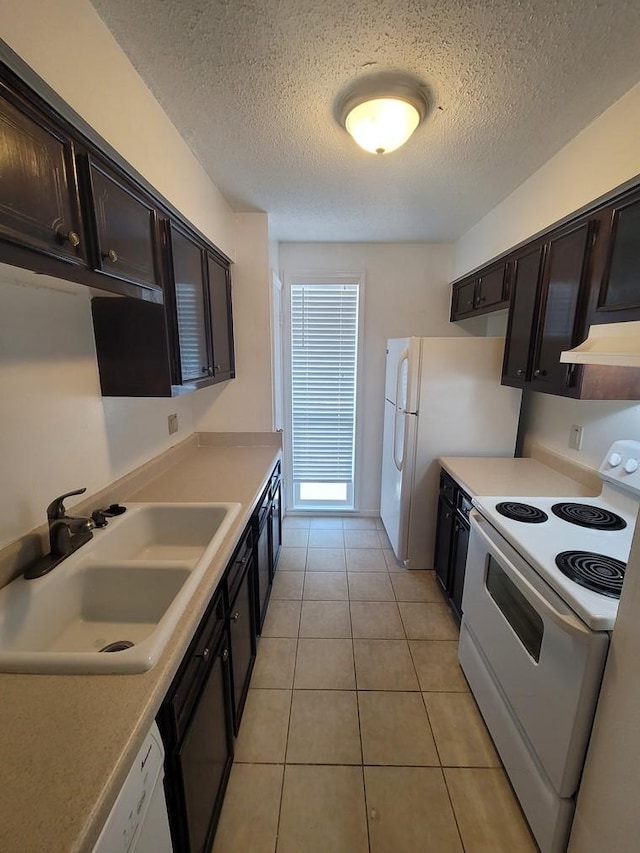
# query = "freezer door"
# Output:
<box><xmin>384</xmin><ymin>338</ymin><xmax>409</xmax><ymax>403</ymax></box>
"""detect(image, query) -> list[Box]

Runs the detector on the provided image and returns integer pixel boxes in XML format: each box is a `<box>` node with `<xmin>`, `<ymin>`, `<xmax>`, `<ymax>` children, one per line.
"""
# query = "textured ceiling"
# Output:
<box><xmin>90</xmin><ymin>0</ymin><xmax>640</xmax><ymax>242</ymax></box>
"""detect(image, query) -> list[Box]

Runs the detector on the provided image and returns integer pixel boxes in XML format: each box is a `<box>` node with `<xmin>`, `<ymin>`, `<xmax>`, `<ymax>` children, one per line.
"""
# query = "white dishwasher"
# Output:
<box><xmin>93</xmin><ymin>722</ymin><xmax>173</xmax><ymax>853</ymax></box>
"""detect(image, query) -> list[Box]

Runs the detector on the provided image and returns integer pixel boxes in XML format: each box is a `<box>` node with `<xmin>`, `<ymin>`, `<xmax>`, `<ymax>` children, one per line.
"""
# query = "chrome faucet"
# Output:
<box><xmin>24</xmin><ymin>488</ymin><xmax>96</xmax><ymax>579</ymax></box>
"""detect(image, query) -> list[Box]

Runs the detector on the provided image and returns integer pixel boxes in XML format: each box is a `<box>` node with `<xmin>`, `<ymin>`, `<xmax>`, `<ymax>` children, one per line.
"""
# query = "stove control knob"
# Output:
<box><xmin>623</xmin><ymin>458</ymin><xmax>638</xmax><ymax>474</ymax></box>
<box><xmin>609</xmin><ymin>452</ymin><xmax>623</xmax><ymax>467</ymax></box>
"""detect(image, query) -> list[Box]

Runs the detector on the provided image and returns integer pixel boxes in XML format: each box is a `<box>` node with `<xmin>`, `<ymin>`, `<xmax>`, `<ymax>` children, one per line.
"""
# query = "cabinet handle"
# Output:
<box><xmin>214</xmin><ymin>364</ymin><xmax>221</xmax><ymax>371</ymax></box>
<box><xmin>201</xmin><ymin>366</ymin><xmax>208</xmax><ymax>374</ymax></box>
<box><xmin>516</xmin><ymin>369</ymin><xmax>525</xmax><ymax>376</ymax></box>
<box><xmin>198</xmin><ymin>647</ymin><xmax>210</xmax><ymax>662</ymax></box>
<box><xmin>222</xmin><ymin>648</ymin><xmax>229</xmax><ymax>662</ymax></box>
<box><xmin>466</xmin><ymin>300</ymin><xmax>473</xmax><ymax>307</ymax></box>
<box><xmin>232</xmin><ymin>612</ymin><xmax>240</xmax><ymax>623</ymax></box>
<box><xmin>102</xmin><ymin>249</ymin><xmax>118</xmax><ymax>263</ymax></box>
<box><xmin>55</xmin><ymin>228</ymin><xmax>81</xmax><ymax>248</ymax></box>
<box><xmin>534</xmin><ymin>368</ymin><xmax>547</xmax><ymax>377</ymax></box>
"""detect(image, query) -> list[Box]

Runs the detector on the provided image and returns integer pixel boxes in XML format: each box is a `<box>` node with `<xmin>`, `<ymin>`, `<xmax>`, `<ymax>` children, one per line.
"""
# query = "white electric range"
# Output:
<box><xmin>458</xmin><ymin>440</ymin><xmax>640</xmax><ymax>853</ymax></box>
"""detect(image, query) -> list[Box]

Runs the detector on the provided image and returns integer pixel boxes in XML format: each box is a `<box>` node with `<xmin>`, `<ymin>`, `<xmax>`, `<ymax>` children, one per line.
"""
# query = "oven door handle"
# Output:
<box><xmin>471</xmin><ymin>514</ymin><xmax>590</xmax><ymax>638</ymax></box>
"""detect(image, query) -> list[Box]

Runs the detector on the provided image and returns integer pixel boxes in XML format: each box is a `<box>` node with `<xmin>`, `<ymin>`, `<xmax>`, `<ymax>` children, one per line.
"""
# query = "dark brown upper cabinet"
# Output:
<box><xmin>588</xmin><ymin>189</ymin><xmax>640</xmax><ymax>322</ymax></box>
<box><xmin>207</xmin><ymin>253</ymin><xmax>236</xmax><ymax>382</ymax></box>
<box><xmin>450</xmin><ymin>262</ymin><xmax>510</xmax><ymax>321</ymax></box>
<box><xmin>0</xmin><ymin>79</ymin><xmax>86</xmax><ymax>268</ymax></box>
<box><xmin>502</xmin><ymin>246</ymin><xmax>545</xmax><ymax>388</ymax></box>
<box><xmin>168</xmin><ymin>222</ymin><xmax>212</xmax><ymax>386</ymax></box>
<box><xmin>529</xmin><ymin>222</ymin><xmax>594</xmax><ymax>396</ymax></box>
<box><xmin>85</xmin><ymin>156</ymin><xmax>161</xmax><ymax>292</ymax></box>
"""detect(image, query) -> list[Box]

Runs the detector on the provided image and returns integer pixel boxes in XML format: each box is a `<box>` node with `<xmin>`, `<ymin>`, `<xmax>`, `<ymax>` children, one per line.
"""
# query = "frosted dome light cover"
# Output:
<box><xmin>345</xmin><ymin>97</ymin><xmax>421</xmax><ymax>154</ymax></box>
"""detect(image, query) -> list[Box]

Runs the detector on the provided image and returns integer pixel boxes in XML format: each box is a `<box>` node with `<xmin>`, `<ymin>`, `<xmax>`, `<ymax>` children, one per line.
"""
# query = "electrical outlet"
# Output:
<box><xmin>168</xmin><ymin>413</ymin><xmax>179</xmax><ymax>435</ymax></box>
<box><xmin>569</xmin><ymin>424</ymin><xmax>583</xmax><ymax>451</ymax></box>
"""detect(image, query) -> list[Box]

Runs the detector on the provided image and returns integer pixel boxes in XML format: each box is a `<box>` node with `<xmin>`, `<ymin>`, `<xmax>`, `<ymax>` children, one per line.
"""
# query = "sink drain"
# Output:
<box><xmin>98</xmin><ymin>640</ymin><xmax>134</xmax><ymax>653</ymax></box>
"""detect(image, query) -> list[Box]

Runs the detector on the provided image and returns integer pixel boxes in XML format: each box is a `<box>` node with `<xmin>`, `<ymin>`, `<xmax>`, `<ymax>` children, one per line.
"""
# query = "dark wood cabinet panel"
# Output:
<box><xmin>87</xmin><ymin>157</ymin><xmax>161</xmax><ymax>291</ymax></box>
<box><xmin>451</xmin><ymin>279</ymin><xmax>477</xmax><ymax>319</ymax></box>
<box><xmin>450</xmin><ymin>518</ymin><xmax>470</xmax><ymax>622</ymax></box>
<box><xmin>207</xmin><ymin>253</ymin><xmax>235</xmax><ymax>381</ymax></box>
<box><xmin>170</xmin><ymin>223</ymin><xmax>211</xmax><ymax>384</ymax></box>
<box><xmin>434</xmin><ymin>492</ymin><xmax>454</xmax><ymax>592</ymax></box>
<box><xmin>477</xmin><ymin>265</ymin><xmax>509</xmax><ymax>310</ymax></box>
<box><xmin>270</xmin><ymin>478</ymin><xmax>282</xmax><ymax>576</ymax></box>
<box><xmin>531</xmin><ymin>223</ymin><xmax>592</xmax><ymax>394</ymax></box>
<box><xmin>228</xmin><ymin>559</ymin><xmax>256</xmax><ymax>734</ymax></box>
<box><xmin>433</xmin><ymin>470</ymin><xmax>471</xmax><ymax>624</ymax></box>
<box><xmin>597</xmin><ymin>193</ymin><xmax>640</xmax><ymax>315</ymax></box>
<box><xmin>0</xmin><ymin>81</ymin><xmax>85</xmax><ymax>266</ymax></box>
<box><xmin>502</xmin><ymin>247</ymin><xmax>544</xmax><ymax>387</ymax></box>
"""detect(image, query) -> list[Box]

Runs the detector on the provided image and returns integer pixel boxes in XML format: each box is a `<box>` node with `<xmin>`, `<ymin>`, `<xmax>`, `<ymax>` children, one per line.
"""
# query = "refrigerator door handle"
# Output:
<box><xmin>392</xmin><ymin>406</ymin><xmax>404</xmax><ymax>472</ymax></box>
<box><xmin>392</xmin><ymin>348</ymin><xmax>409</xmax><ymax>471</ymax></box>
<box><xmin>395</xmin><ymin>347</ymin><xmax>409</xmax><ymax>411</ymax></box>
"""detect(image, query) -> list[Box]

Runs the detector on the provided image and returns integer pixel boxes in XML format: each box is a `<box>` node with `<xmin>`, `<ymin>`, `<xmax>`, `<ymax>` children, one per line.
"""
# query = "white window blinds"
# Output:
<box><xmin>290</xmin><ymin>282</ymin><xmax>359</xmax><ymax>487</ymax></box>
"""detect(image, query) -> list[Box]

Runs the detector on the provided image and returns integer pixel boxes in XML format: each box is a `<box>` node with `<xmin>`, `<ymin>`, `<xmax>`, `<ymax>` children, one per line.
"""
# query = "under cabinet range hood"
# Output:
<box><xmin>560</xmin><ymin>321</ymin><xmax>640</xmax><ymax>367</ymax></box>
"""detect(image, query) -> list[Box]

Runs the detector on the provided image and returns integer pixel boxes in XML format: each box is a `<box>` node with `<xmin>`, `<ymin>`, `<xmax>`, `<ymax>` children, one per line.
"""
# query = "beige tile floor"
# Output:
<box><xmin>213</xmin><ymin>516</ymin><xmax>538</xmax><ymax>853</ymax></box>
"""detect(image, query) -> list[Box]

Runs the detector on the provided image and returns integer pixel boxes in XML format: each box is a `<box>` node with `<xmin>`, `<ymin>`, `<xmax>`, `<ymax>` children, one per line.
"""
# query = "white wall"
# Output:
<box><xmin>1</xmin><ymin>0</ymin><xmax>234</xmax><ymax>258</ymax></box>
<box><xmin>0</xmin><ymin>268</ymin><xmax>194</xmax><ymax>549</ymax></box>
<box><xmin>0</xmin><ymin>0</ymin><xmax>243</xmax><ymax>549</ymax></box>
<box><xmin>278</xmin><ymin>242</ymin><xmax>461</xmax><ymax>512</ymax></box>
<box><xmin>454</xmin><ymin>80</ymin><xmax>640</xmax><ymax>468</ymax></box>
<box><xmin>192</xmin><ymin>213</ymin><xmax>274</xmax><ymax>433</ymax></box>
<box><xmin>454</xmin><ymin>81</ymin><xmax>640</xmax><ymax>278</ymax></box>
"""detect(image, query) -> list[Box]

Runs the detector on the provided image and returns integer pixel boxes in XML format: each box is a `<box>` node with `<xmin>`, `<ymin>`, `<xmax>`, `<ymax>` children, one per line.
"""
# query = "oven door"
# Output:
<box><xmin>461</xmin><ymin>511</ymin><xmax>609</xmax><ymax>797</ymax></box>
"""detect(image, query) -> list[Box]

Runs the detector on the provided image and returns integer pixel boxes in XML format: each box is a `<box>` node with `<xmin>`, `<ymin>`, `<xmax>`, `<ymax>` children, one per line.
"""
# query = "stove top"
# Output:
<box><xmin>472</xmin><ymin>440</ymin><xmax>640</xmax><ymax>631</ymax></box>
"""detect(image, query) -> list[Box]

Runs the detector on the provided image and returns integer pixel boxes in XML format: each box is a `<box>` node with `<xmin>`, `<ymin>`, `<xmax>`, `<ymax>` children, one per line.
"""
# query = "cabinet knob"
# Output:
<box><xmin>55</xmin><ymin>228</ymin><xmax>80</xmax><ymax>248</ymax></box>
<box><xmin>222</xmin><ymin>648</ymin><xmax>229</xmax><ymax>662</ymax></box>
<box><xmin>479</xmin><ymin>296</ymin><xmax>486</xmax><ymax>303</ymax></box>
<box><xmin>533</xmin><ymin>368</ymin><xmax>547</xmax><ymax>378</ymax></box>
<box><xmin>466</xmin><ymin>300</ymin><xmax>473</xmax><ymax>307</ymax></box>
<box><xmin>198</xmin><ymin>647</ymin><xmax>210</xmax><ymax>662</ymax></box>
<box><xmin>103</xmin><ymin>249</ymin><xmax>118</xmax><ymax>263</ymax></box>
<box><xmin>232</xmin><ymin>612</ymin><xmax>240</xmax><ymax>623</ymax></box>
<box><xmin>516</xmin><ymin>369</ymin><xmax>525</xmax><ymax>376</ymax></box>
<box><xmin>445</xmin><ymin>512</ymin><xmax>452</xmax><ymax>519</ymax></box>
<box><xmin>214</xmin><ymin>364</ymin><xmax>221</xmax><ymax>371</ymax></box>
<box><xmin>201</xmin><ymin>366</ymin><xmax>208</xmax><ymax>374</ymax></box>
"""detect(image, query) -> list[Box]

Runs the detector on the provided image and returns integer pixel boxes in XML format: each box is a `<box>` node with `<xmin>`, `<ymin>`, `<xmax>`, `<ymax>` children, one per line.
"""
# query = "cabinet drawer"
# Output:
<box><xmin>439</xmin><ymin>472</ymin><xmax>456</xmax><ymax>505</ymax></box>
<box><xmin>225</xmin><ymin>524</ymin><xmax>253</xmax><ymax>602</ymax></box>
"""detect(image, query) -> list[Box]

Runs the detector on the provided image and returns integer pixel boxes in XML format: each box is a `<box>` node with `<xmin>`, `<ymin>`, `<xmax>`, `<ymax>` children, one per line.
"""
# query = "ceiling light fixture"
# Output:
<box><xmin>338</xmin><ymin>78</ymin><xmax>428</xmax><ymax>155</ymax></box>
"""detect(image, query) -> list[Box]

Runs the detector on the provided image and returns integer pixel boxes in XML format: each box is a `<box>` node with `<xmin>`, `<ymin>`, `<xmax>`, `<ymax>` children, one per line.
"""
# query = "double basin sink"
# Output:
<box><xmin>0</xmin><ymin>502</ymin><xmax>241</xmax><ymax>674</ymax></box>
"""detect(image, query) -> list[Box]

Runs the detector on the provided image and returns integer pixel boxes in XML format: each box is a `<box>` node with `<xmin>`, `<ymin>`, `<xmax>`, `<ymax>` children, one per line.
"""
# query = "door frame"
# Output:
<box><xmin>282</xmin><ymin>269</ymin><xmax>366</xmax><ymax>513</ymax></box>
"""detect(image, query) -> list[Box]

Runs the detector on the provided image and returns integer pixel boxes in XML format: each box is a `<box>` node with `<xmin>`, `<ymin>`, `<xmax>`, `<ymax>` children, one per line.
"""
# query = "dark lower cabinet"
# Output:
<box><xmin>433</xmin><ymin>470</ymin><xmax>472</xmax><ymax>624</ymax></box>
<box><xmin>254</xmin><ymin>463</ymin><xmax>282</xmax><ymax>632</ymax></box>
<box><xmin>255</xmin><ymin>511</ymin><xmax>271</xmax><ymax>632</ymax></box>
<box><xmin>269</xmin><ymin>477</ymin><xmax>282</xmax><ymax>579</ymax></box>
<box><xmin>159</xmin><ymin>591</ymin><xmax>233</xmax><ymax>853</ymax></box>
<box><xmin>228</xmin><ymin>555</ymin><xmax>256</xmax><ymax>734</ymax></box>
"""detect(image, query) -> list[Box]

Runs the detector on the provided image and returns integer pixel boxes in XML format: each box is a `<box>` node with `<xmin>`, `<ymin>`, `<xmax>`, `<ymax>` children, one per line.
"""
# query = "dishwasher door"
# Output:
<box><xmin>93</xmin><ymin>722</ymin><xmax>172</xmax><ymax>853</ymax></box>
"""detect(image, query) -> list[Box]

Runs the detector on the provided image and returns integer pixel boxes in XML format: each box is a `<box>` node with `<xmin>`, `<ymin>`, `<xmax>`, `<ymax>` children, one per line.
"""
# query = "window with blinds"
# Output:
<box><xmin>290</xmin><ymin>281</ymin><xmax>360</xmax><ymax>508</ymax></box>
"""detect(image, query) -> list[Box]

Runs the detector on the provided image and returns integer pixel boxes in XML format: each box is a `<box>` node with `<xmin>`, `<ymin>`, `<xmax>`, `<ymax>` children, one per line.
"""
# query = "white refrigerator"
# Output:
<box><xmin>380</xmin><ymin>337</ymin><xmax>522</xmax><ymax>567</ymax></box>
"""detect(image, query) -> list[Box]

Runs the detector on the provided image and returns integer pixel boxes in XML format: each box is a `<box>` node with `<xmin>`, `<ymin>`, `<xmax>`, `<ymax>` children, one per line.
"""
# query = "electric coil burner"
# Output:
<box><xmin>551</xmin><ymin>503</ymin><xmax>626</xmax><ymax>531</ymax></box>
<box><xmin>496</xmin><ymin>502</ymin><xmax>549</xmax><ymax>523</ymax></box>
<box><xmin>555</xmin><ymin>551</ymin><xmax>626</xmax><ymax>599</ymax></box>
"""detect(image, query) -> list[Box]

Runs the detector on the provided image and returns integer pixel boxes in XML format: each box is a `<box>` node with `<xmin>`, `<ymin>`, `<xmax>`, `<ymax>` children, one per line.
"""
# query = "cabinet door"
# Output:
<box><xmin>434</xmin><ymin>493</ymin><xmax>455</xmax><ymax>592</ymax></box>
<box><xmin>170</xmin><ymin>225</ymin><xmax>211</xmax><ymax>384</ymax></box>
<box><xmin>449</xmin><ymin>519</ymin><xmax>470</xmax><ymax>624</ymax></box>
<box><xmin>451</xmin><ymin>279</ymin><xmax>477</xmax><ymax>319</ymax></box>
<box><xmin>0</xmin><ymin>82</ymin><xmax>85</xmax><ymax>265</ymax></box>
<box><xmin>502</xmin><ymin>247</ymin><xmax>544</xmax><ymax>387</ymax></box>
<box><xmin>229</xmin><ymin>561</ymin><xmax>256</xmax><ymax>733</ymax></box>
<box><xmin>178</xmin><ymin>633</ymin><xmax>233</xmax><ymax>853</ymax></box>
<box><xmin>88</xmin><ymin>157</ymin><xmax>161</xmax><ymax>290</ymax></box>
<box><xmin>255</xmin><ymin>519</ymin><xmax>271</xmax><ymax>632</ymax></box>
<box><xmin>477</xmin><ymin>265</ymin><xmax>508</xmax><ymax>310</ymax></box>
<box><xmin>207</xmin><ymin>254</ymin><xmax>235</xmax><ymax>381</ymax></box>
<box><xmin>531</xmin><ymin>224</ymin><xmax>592</xmax><ymax>394</ymax></box>
<box><xmin>599</xmin><ymin>194</ymin><xmax>640</xmax><ymax>313</ymax></box>
<box><xmin>270</xmin><ymin>480</ymin><xmax>282</xmax><ymax>576</ymax></box>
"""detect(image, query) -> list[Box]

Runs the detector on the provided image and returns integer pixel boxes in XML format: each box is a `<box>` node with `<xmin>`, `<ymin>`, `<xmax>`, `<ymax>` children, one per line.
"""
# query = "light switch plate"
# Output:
<box><xmin>168</xmin><ymin>413</ymin><xmax>179</xmax><ymax>435</ymax></box>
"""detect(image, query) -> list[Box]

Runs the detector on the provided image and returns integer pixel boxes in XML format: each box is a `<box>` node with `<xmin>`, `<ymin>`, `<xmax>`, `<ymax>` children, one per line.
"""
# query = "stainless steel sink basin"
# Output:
<box><xmin>0</xmin><ymin>502</ymin><xmax>241</xmax><ymax>674</ymax></box>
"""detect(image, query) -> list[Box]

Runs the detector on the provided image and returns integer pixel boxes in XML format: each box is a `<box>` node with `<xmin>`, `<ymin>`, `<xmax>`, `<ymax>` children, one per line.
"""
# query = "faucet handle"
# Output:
<box><xmin>46</xmin><ymin>488</ymin><xmax>87</xmax><ymax>521</ymax></box>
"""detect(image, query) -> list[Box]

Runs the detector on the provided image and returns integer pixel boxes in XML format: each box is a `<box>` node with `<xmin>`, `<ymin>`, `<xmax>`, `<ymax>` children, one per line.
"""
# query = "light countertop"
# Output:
<box><xmin>438</xmin><ymin>455</ymin><xmax>600</xmax><ymax>499</ymax></box>
<box><xmin>0</xmin><ymin>437</ymin><xmax>280</xmax><ymax>853</ymax></box>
